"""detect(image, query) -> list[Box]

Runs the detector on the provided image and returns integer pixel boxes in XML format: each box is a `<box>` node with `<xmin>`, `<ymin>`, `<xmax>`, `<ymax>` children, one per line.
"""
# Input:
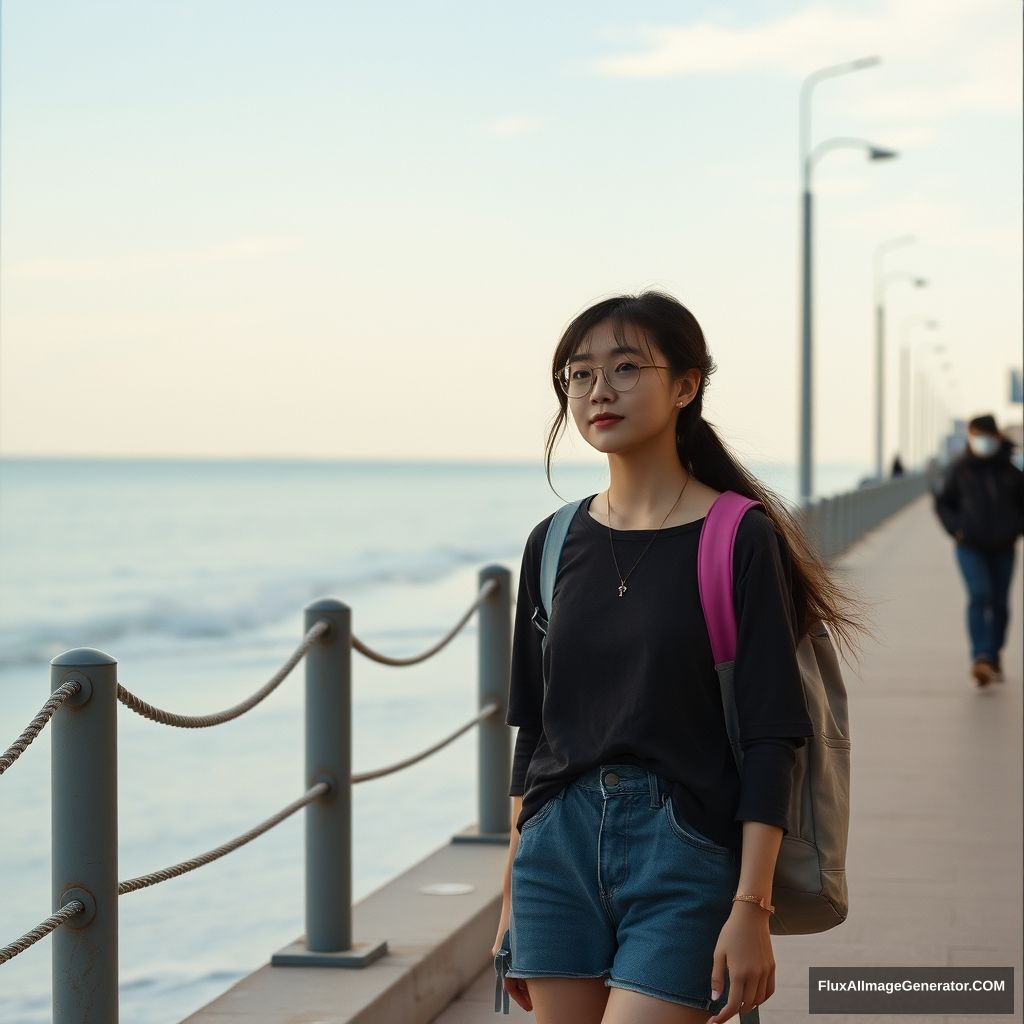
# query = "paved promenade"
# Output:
<box><xmin>435</xmin><ymin>495</ymin><xmax>1023</xmax><ymax>1023</ymax></box>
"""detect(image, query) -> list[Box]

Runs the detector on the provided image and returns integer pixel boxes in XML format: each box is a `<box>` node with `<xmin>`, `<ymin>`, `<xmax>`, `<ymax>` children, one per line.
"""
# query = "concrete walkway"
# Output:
<box><xmin>434</xmin><ymin>495</ymin><xmax>1023</xmax><ymax>1023</ymax></box>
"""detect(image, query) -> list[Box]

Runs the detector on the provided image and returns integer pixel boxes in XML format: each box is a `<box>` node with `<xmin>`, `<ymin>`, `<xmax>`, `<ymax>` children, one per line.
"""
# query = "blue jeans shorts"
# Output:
<box><xmin>506</xmin><ymin>763</ymin><xmax>740</xmax><ymax>1014</ymax></box>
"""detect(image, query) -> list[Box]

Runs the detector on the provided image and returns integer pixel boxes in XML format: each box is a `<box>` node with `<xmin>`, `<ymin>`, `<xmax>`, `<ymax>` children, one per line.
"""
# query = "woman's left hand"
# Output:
<box><xmin>705</xmin><ymin>905</ymin><xmax>775</xmax><ymax>1023</ymax></box>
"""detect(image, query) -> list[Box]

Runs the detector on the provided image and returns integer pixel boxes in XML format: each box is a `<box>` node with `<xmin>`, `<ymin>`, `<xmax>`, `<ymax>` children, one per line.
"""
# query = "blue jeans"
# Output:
<box><xmin>954</xmin><ymin>545</ymin><xmax>1016</xmax><ymax>662</ymax></box>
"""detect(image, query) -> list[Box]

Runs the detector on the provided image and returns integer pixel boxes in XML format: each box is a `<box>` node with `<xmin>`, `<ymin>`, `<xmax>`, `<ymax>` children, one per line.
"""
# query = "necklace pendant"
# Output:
<box><xmin>617</xmin><ymin>582</ymin><xmax>627</xmax><ymax>597</ymax></box>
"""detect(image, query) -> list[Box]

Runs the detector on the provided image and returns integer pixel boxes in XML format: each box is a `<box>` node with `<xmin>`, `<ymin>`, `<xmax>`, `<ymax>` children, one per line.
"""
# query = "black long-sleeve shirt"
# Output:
<box><xmin>506</xmin><ymin>494</ymin><xmax>814</xmax><ymax>853</ymax></box>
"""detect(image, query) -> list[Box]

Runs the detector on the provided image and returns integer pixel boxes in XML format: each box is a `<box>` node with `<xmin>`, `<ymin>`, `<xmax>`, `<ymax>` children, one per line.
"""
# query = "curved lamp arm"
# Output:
<box><xmin>807</xmin><ymin>136</ymin><xmax>898</xmax><ymax>179</ymax></box>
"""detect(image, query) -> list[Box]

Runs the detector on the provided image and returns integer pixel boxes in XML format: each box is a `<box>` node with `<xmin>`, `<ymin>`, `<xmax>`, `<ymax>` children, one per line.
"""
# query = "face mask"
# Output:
<box><xmin>968</xmin><ymin>434</ymin><xmax>1000</xmax><ymax>458</ymax></box>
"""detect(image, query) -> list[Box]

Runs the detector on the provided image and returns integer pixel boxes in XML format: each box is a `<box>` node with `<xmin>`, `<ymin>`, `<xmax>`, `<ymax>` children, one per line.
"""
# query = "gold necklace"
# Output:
<box><xmin>606</xmin><ymin>475</ymin><xmax>690</xmax><ymax>597</ymax></box>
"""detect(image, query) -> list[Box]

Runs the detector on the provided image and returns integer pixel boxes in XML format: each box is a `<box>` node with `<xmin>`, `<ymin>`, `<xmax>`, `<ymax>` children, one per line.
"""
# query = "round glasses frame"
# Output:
<box><xmin>555</xmin><ymin>361</ymin><xmax>672</xmax><ymax>398</ymax></box>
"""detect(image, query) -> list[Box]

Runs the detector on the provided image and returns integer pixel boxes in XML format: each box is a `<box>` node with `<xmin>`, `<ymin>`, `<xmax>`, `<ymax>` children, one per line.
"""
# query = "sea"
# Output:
<box><xmin>0</xmin><ymin>456</ymin><xmax>867</xmax><ymax>1023</ymax></box>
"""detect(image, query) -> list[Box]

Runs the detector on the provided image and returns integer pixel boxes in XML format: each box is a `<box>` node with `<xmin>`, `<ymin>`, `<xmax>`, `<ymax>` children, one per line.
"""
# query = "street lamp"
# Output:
<box><xmin>876</xmin><ymin>268</ymin><xmax>928</xmax><ymax>477</ymax></box>
<box><xmin>798</xmin><ymin>55</ymin><xmax>890</xmax><ymax>504</ymax></box>
<box><xmin>873</xmin><ymin>234</ymin><xmax>922</xmax><ymax>477</ymax></box>
<box><xmin>910</xmin><ymin>335</ymin><xmax>949</xmax><ymax>467</ymax></box>
<box><xmin>901</xmin><ymin>317</ymin><xmax>939</xmax><ymax>464</ymax></box>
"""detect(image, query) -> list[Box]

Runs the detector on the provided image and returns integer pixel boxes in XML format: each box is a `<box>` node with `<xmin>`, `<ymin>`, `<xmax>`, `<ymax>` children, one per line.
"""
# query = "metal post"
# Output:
<box><xmin>272</xmin><ymin>598</ymin><xmax>385</xmax><ymax>967</ymax></box>
<box><xmin>899</xmin><ymin>344</ymin><xmax>910</xmax><ymax>465</ymax></box>
<box><xmin>926</xmin><ymin>382</ymin><xmax>935</xmax><ymax>462</ymax></box>
<box><xmin>51</xmin><ymin>648</ymin><xmax>118</xmax><ymax>1024</ymax></box>
<box><xmin>477</xmin><ymin>565</ymin><xmax>512</xmax><ymax>839</ymax></box>
<box><xmin>914</xmin><ymin>368</ymin><xmax>924</xmax><ymax>469</ymax></box>
<box><xmin>799</xmin><ymin>186</ymin><xmax>814</xmax><ymax>504</ymax></box>
<box><xmin>875</xmin><ymin>302</ymin><xmax>885</xmax><ymax>480</ymax></box>
<box><xmin>305</xmin><ymin>597</ymin><xmax>350</xmax><ymax>952</ymax></box>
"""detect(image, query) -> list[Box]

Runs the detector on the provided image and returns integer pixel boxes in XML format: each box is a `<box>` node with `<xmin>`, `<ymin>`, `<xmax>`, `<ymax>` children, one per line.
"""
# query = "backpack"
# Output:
<box><xmin>531</xmin><ymin>490</ymin><xmax>851</xmax><ymax>937</ymax></box>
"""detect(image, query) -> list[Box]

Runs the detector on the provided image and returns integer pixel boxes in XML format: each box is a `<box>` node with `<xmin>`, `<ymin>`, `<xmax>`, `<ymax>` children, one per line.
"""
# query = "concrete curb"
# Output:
<box><xmin>181</xmin><ymin>826</ymin><xmax>508</xmax><ymax>1023</ymax></box>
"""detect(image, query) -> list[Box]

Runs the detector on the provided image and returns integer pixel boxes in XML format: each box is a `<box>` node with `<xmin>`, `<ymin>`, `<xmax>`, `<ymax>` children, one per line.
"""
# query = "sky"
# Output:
<box><xmin>1</xmin><ymin>0</ymin><xmax>1021</xmax><ymax>469</ymax></box>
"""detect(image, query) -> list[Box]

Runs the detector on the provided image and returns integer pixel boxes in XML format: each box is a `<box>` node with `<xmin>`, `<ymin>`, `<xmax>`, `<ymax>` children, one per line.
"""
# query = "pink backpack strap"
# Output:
<box><xmin>697</xmin><ymin>491</ymin><xmax>763</xmax><ymax>665</ymax></box>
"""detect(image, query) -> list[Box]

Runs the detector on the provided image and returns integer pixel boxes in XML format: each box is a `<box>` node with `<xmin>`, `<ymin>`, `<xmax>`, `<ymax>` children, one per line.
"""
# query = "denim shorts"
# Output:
<box><xmin>506</xmin><ymin>763</ymin><xmax>740</xmax><ymax>1014</ymax></box>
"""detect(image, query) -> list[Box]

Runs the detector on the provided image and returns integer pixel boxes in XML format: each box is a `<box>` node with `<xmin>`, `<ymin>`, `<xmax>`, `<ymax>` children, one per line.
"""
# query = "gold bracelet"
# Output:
<box><xmin>732</xmin><ymin>894</ymin><xmax>775</xmax><ymax>914</ymax></box>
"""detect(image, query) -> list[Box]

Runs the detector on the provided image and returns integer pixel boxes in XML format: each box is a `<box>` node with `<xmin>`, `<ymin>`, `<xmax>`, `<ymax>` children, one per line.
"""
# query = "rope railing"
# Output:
<box><xmin>118</xmin><ymin>782</ymin><xmax>329</xmax><ymax>894</ymax></box>
<box><xmin>353</xmin><ymin>701</ymin><xmax>500</xmax><ymax>783</ymax></box>
<box><xmin>3</xmin><ymin>564</ymin><xmax>515</xmax><ymax>1016</ymax></box>
<box><xmin>0</xmin><ymin>679</ymin><xmax>82</xmax><ymax>777</ymax></box>
<box><xmin>1</xmin><ymin>691</ymin><xmax>497</xmax><ymax>963</ymax></box>
<box><xmin>1</xmin><ymin>784</ymin><xmax>330</xmax><ymax>964</ymax></box>
<box><xmin>0</xmin><ymin>900</ymin><xmax>85</xmax><ymax>965</ymax></box>
<box><xmin>352</xmin><ymin>578</ymin><xmax>498</xmax><ymax>666</ymax></box>
<box><xmin>115</xmin><ymin>620</ymin><xmax>329</xmax><ymax>728</ymax></box>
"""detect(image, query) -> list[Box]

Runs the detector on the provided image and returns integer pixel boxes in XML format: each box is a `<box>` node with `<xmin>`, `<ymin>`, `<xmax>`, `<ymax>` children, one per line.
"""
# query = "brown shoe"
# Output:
<box><xmin>990</xmin><ymin>657</ymin><xmax>1005</xmax><ymax>682</ymax></box>
<box><xmin>971</xmin><ymin>659</ymin><xmax>995</xmax><ymax>687</ymax></box>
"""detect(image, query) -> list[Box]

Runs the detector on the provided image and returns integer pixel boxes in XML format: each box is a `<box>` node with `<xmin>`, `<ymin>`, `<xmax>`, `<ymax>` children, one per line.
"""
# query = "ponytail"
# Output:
<box><xmin>543</xmin><ymin>289</ymin><xmax>870</xmax><ymax>663</ymax></box>
<box><xmin>678</xmin><ymin>416</ymin><xmax>869</xmax><ymax>660</ymax></box>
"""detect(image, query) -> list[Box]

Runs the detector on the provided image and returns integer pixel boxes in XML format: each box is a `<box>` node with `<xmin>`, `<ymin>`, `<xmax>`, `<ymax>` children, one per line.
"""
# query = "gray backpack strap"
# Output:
<box><xmin>715</xmin><ymin>663</ymin><xmax>744</xmax><ymax>774</ymax></box>
<box><xmin>532</xmin><ymin>499</ymin><xmax>586</xmax><ymax>654</ymax></box>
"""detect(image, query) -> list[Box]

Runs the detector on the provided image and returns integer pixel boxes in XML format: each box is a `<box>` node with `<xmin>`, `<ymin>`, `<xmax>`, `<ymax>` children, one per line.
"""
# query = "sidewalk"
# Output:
<box><xmin>435</xmin><ymin>495</ymin><xmax>1023</xmax><ymax>1023</ymax></box>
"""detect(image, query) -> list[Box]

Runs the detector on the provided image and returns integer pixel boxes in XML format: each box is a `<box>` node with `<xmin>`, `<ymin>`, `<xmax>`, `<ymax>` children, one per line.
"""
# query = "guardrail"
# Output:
<box><xmin>800</xmin><ymin>471</ymin><xmax>930</xmax><ymax>562</ymax></box>
<box><xmin>0</xmin><ymin>473</ymin><xmax>931</xmax><ymax>1022</ymax></box>
<box><xmin>1</xmin><ymin>566</ymin><xmax>512</xmax><ymax>1023</ymax></box>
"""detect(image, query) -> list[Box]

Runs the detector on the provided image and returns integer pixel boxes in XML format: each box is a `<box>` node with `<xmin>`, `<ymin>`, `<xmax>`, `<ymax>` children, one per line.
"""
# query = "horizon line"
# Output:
<box><xmin>0</xmin><ymin>452</ymin><xmax>870</xmax><ymax>467</ymax></box>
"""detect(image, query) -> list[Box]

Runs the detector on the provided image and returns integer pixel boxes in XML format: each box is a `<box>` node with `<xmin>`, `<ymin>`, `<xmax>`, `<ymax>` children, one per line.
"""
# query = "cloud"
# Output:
<box><xmin>589</xmin><ymin>8</ymin><xmax>882</xmax><ymax>77</ymax></box>
<box><xmin>589</xmin><ymin>0</ymin><xmax>1021</xmax><ymax>116</ymax></box>
<box><xmin>486</xmin><ymin>115</ymin><xmax>543</xmax><ymax>138</ymax></box>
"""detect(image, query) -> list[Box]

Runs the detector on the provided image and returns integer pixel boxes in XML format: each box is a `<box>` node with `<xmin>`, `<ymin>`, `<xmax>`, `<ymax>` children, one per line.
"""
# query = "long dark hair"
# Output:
<box><xmin>543</xmin><ymin>290</ymin><xmax>870</xmax><ymax>658</ymax></box>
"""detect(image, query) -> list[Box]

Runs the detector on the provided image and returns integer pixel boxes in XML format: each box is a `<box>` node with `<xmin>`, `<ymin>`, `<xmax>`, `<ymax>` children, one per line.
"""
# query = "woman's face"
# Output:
<box><xmin>562</xmin><ymin>320</ymin><xmax>698</xmax><ymax>456</ymax></box>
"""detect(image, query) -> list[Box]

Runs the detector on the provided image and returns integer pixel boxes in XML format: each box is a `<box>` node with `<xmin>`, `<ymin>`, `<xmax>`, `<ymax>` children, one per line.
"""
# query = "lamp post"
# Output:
<box><xmin>911</xmin><ymin>339</ymin><xmax>949</xmax><ymax>467</ymax></box>
<box><xmin>873</xmin><ymin>237</ymin><xmax>924</xmax><ymax>479</ymax></box>
<box><xmin>798</xmin><ymin>55</ymin><xmax>890</xmax><ymax>504</ymax></box>
<box><xmin>878</xmin><ymin>270</ymin><xmax>928</xmax><ymax>475</ymax></box>
<box><xmin>901</xmin><ymin>317</ymin><xmax>939</xmax><ymax>465</ymax></box>
<box><xmin>932</xmin><ymin>360</ymin><xmax>956</xmax><ymax>463</ymax></box>
<box><xmin>918</xmin><ymin>363</ymin><xmax>954</xmax><ymax>466</ymax></box>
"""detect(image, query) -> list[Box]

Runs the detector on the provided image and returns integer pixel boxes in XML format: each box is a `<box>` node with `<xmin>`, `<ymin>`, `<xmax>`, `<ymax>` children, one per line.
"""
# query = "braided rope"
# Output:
<box><xmin>116</xmin><ymin>620</ymin><xmax>329</xmax><ymax>728</ymax></box>
<box><xmin>0</xmin><ymin>680</ymin><xmax>81</xmax><ymax>777</ymax></box>
<box><xmin>118</xmin><ymin>782</ymin><xmax>329</xmax><ymax>895</ymax></box>
<box><xmin>353</xmin><ymin>578</ymin><xmax>498</xmax><ymax>666</ymax></box>
<box><xmin>353</xmin><ymin>701</ymin><xmax>499</xmax><ymax>782</ymax></box>
<box><xmin>0</xmin><ymin>900</ymin><xmax>85</xmax><ymax>965</ymax></box>
<box><xmin>1</xmin><ymin>702</ymin><xmax>500</xmax><ymax>959</ymax></box>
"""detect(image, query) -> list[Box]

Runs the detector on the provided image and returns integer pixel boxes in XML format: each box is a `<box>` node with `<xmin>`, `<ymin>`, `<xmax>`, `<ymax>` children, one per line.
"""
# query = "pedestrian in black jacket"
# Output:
<box><xmin>934</xmin><ymin>414</ymin><xmax>1024</xmax><ymax>687</ymax></box>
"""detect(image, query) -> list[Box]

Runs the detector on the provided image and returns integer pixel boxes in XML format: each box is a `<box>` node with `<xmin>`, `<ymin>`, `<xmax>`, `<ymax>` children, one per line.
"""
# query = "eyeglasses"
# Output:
<box><xmin>555</xmin><ymin>360</ymin><xmax>671</xmax><ymax>399</ymax></box>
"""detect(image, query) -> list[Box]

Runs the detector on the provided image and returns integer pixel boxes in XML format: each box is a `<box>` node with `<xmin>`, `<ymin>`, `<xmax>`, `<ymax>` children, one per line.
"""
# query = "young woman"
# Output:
<box><xmin>492</xmin><ymin>291</ymin><xmax>864</xmax><ymax>1024</ymax></box>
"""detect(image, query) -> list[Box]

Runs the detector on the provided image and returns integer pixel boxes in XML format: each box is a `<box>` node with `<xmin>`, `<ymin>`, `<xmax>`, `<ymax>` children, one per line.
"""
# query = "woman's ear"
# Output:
<box><xmin>675</xmin><ymin>369</ymin><xmax>701</xmax><ymax>407</ymax></box>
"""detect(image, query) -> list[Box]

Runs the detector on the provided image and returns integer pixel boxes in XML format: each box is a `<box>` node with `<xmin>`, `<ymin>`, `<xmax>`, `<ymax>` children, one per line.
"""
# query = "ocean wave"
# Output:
<box><xmin>0</xmin><ymin>541</ymin><xmax>517</xmax><ymax>671</ymax></box>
